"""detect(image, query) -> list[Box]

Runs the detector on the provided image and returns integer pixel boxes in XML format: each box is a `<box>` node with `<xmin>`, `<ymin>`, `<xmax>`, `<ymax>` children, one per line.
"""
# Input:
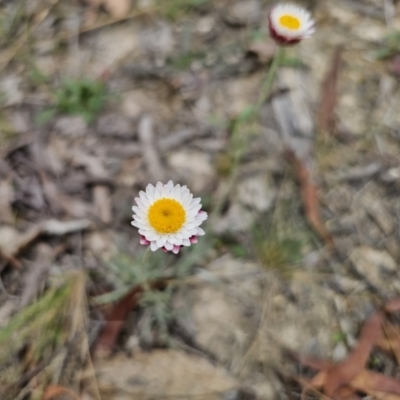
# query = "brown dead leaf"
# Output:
<box><xmin>295</xmin><ymin>299</ymin><xmax>400</xmax><ymax>399</ymax></box>
<box><xmin>0</xmin><ymin>179</ymin><xmax>15</xmax><ymax>224</ymax></box>
<box><xmin>379</xmin><ymin>323</ymin><xmax>400</xmax><ymax>364</ymax></box>
<box><xmin>93</xmin><ymin>185</ymin><xmax>112</xmax><ymax>224</ymax></box>
<box><xmin>366</xmin><ymin>391</ymin><xmax>400</xmax><ymax>400</ymax></box>
<box><xmin>81</xmin><ymin>0</ymin><xmax>130</xmax><ymax>19</ymax></box>
<box><xmin>287</xmin><ymin>151</ymin><xmax>334</xmax><ymax>246</ymax></box>
<box><xmin>350</xmin><ymin>370</ymin><xmax>400</xmax><ymax>395</ymax></box>
<box><xmin>317</xmin><ymin>45</ymin><xmax>343</xmax><ymax>135</ymax></box>
<box><xmin>42</xmin><ymin>385</ymin><xmax>80</xmax><ymax>400</ymax></box>
<box><xmin>93</xmin><ymin>280</ymin><xmax>166</xmax><ymax>357</ymax></box>
<box><xmin>0</xmin><ymin>219</ymin><xmax>90</xmax><ymax>268</ymax></box>
<box><xmin>323</xmin><ymin>311</ymin><xmax>384</xmax><ymax>396</ymax></box>
<box><xmin>40</xmin><ymin>172</ymin><xmax>90</xmax><ymax>218</ymax></box>
<box><xmin>384</xmin><ymin>298</ymin><xmax>400</xmax><ymax>313</ymax></box>
<box><xmin>333</xmin><ymin>386</ymin><xmax>362</xmax><ymax>400</ymax></box>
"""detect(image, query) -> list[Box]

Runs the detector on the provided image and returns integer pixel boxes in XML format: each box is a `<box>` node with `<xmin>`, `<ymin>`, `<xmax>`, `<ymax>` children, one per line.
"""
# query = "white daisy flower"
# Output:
<box><xmin>131</xmin><ymin>181</ymin><xmax>208</xmax><ymax>254</ymax></box>
<box><xmin>269</xmin><ymin>3</ymin><xmax>315</xmax><ymax>45</ymax></box>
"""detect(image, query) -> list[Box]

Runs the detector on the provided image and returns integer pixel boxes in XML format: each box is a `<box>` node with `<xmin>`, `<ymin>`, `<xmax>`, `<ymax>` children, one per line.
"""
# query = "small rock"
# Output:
<box><xmin>224</xmin><ymin>0</ymin><xmax>262</xmax><ymax>26</ymax></box>
<box><xmin>54</xmin><ymin>116</ymin><xmax>87</xmax><ymax>137</ymax></box>
<box><xmin>212</xmin><ymin>203</ymin><xmax>254</xmax><ymax>234</ymax></box>
<box><xmin>196</xmin><ymin>16</ymin><xmax>216</xmax><ymax>36</ymax></box>
<box><xmin>177</xmin><ymin>256</ymin><xmax>263</xmax><ymax>367</ymax></box>
<box><xmin>96</xmin><ymin>113</ymin><xmax>133</xmax><ymax>137</ymax></box>
<box><xmin>8</xmin><ymin>110</ymin><xmax>30</xmax><ymax>133</ymax></box>
<box><xmin>84</xmin><ymin>231</ymin><xmax>114</xmax><ymax>262</ymax></box>
<box><xmin>0</xmin><ymin>74</ymin><xmax>23</xmax><ymax>106</ymax></box>
<box><xmin>83</xmin><ymin>24</ymin><xmax>140</xmax><ymax>76</ymax></box>
<box><xmin>96</xmin><ymin>350</ymin><xmax>238</xmax><ymax>400</ymax></box>
<box><xmin>139</xmin><ymin>20</ymin><xmax>174</xmax><ymax>67</ymax></box>
<box><xmin>168</xmin><ymin>150</ymin><xmax>214</xmax><ymax>192</ymax></box>
<box><xmin>332</xmin><ymin>342</ymin><xmax>348</xmax><ymax>362</ymax></box>
<box><xmin>363</xmin><ymin>195</ymin><xmax>394</xmax><ymax>236</ymax></box>
<box><xmin>336</xmin><ymin>162</ymin><xmax>381</xmax><ymax>182</ymax></box>
<box><xmin>237</xmin><ymin>175</ymin><xmax>275</xmax><ymax>212</ymax></box>
<box><xmin>381</xmin><ymin>167</ymin><xmax>400</xmax><ymax>182</ymax></box>
<box><xmin>350</xmin><ymin>247</ymin><xmax>397</xmax><ymax>293</ymax></box>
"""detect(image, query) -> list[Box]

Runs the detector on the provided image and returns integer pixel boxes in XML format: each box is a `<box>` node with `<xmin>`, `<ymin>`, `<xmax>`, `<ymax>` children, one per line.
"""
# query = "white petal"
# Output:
<box><xmin>167</xmin><ymin>180</ymin><xmax>174</xmax><ymax>191</ymax></box>
<box><xmin>173</xmin><ymin>184</ymin><xmax>182</xmax><ymax>200</ymax></box>
<box><xmin>174</xmin><ymin>238</ymin><xmax>183</xmax><ymax>246</ymax></box>
<box><xmin>196</xmin><ymin>227</ymin><xmax>205</xmax><ymax>236</ymax></box>
<box><xmin>189</xmin><ymin>204</ymin><xmax>202</xmax><ymax>213</ymax></box>
<box><xmin>182</xmin><ymin>238</ymin><xmax>190</xmax><ymax>246</ymax></box>
<box><xmin>192</xmin><ymin>198</ymin><xmax>201</xmax><ymax>205</ymax></box>
<box><xmin>155</xmin><ymin>182</ymin><xmax>163</xmax><ymax>198</ymax></box>
<box><xmin>132</xmin><ymin>206</ymin><xmax>146</xmax><ymax>218</ymax></box>
<box><xmin>157</xmin><ymin>237</ymin><xmax>167</xmax><ymax>247</ymax></box>
<box><xmin>196</xmin><ymin>212</ymin><xmax>208</xmax><ymax>221</ymax></box>
<box><xmin>146</xmin><ymin>184</ymin><xmax>155</xmax><ymax>198</ymax></box>
<box><xmin>150</xmin><ymin>241</ymin><xmax>159</xmax><ymax>251</ymax></box>
<box><xmin>139</xmin><ymin>191</ymin><xmax>150</xmax><ymax>207</ymax></box>
<box><xmin>164</xmin><ymin>241</ymin><xmax>173</xmax><ymax>251</ymax></box>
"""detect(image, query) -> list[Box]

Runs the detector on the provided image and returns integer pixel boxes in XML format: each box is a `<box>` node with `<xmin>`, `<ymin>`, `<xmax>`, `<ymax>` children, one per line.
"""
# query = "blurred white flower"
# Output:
<box><xmin>269</xmin><ymin>3</ymin><xmax>315</xmax><ymax>45</ymax></box>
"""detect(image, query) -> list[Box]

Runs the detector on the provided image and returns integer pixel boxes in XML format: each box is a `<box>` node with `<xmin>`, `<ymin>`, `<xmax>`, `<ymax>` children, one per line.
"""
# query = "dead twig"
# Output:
<box><xmin>137</xmin><ymin>116</ymin><xmax>166</xmax><ymax>182</ymax></box>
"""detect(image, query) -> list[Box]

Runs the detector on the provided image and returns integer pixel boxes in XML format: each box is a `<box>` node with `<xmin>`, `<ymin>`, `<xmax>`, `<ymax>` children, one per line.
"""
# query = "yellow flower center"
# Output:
<box><xmin>279</xmin><ymin>14</ymin><xmax>301</xmax><ymax>30</ymax></box>
<box><xmin>148</xmin><ymin>198</ymin><xmax>186</xmax><ymax>234</ymax></box>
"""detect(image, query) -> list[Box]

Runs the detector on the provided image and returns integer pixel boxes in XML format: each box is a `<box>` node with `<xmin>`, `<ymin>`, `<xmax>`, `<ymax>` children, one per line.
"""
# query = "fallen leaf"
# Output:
<box><xmin>0</xmin><ymin>219</ymin><xmax>90</xmax><ymax>268</ymax></box>
<box><xmin>379</xmin><ymin>323</ymin><xmax>400</xmax><ymax>364</ymax></box>
<box><xmin>0</xmin><ymin>179</ymin><xmax>15</xmax><ymax>224</ymax></box>
<box><xmin>42</xmin><ymin>385</ymin><xmax>80</xmax><ymax>400</ymax></box>
<box><xmin>287</xmin><ymin>151</ymin><xmax>334</xmax><ymax>246</ymax></box>
<box><xmin>103</xmin><ymin>0</ymin><xmax>130</xmax><ymax>19</ymax></box>
<box><xmin>323</xmin><ymin>311</ymin><xmax>384</xmax><ymax>396</ymax></box>
<box><xmin>350</xmin><ymin>370</ymin><xmax>400</xmax><ymax>395</ymax></box>
<box><xmin>367</xmin><ymin>391</ymin><xmax>400</xmax><ymax>400</ymax></box>
<box><xmin>384</xmin><ymin>298</ymin><xmax>400</xmax><ymax>313</ymax></box>
<box><xmin>317</xmin><ymin>45</ymin><xmax>343</xmax><ymax>135</ymax></box>
<box><xmin>41</xmin><ymin>218</ymin><xmax>91</xmax><ymax>235</ymax></box>
<box><xmin>93</xmin><ymin>185</ymin><xmax>112</xmax><ymax>224</ymax></box>
<box><xmin>40</xmin><ymin>172</ymin><xmax>90</xmax><ymax>218</ymax></box>
<box><xmin>81</xmin><ymin>0</ymin><xmax>130</xmax><ymax>19</ymax></box>
<box><xmin>293</xmin><ymin>298</ymin><xmax>400</xmax><ymax>400</ymax></box>
<box><xmin>93</xmin><ymin>280</ymin><xmax>167</xmax><ymax>357</ymax></box>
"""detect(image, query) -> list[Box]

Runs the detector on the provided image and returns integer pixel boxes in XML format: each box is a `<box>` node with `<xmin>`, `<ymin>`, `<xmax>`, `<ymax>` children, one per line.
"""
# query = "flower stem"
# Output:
<box><xmin>212</xmin><ymin>46</ymin><xmax>284</xmax><ymax>219</ymax></box>
<box><xmin>256</xmin><ymin>46</ymin><xmax>284</xmax><ymax>110</ymax></box>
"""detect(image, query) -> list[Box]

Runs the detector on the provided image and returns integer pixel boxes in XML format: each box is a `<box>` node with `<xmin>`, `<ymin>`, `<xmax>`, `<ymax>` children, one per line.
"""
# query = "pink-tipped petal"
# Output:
<box><xmin>172</xmin><ymin>245</ymin><xmax>180</xmax><ymax>254</ymax></box>
<box><xmin>190</xmin><ymin>236</ymin><xmax>198</xmax><ymax>244</ymax></box>
<box><xmin>140</xmin><ymin>236</ymin><xmax>150</xmax><ymax>245</ymax></box>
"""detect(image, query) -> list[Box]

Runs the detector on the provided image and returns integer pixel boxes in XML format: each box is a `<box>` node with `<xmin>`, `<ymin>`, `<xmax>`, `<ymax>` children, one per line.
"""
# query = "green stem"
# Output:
<box><xmin>256</xmin><ymin>46</ymin><xmax>284</xmax><ymax>110</ymax></box>
<box><xmin>212</xmin><ymin>46</ymin><xmax>284</xmax><ymax>219</ymax></box>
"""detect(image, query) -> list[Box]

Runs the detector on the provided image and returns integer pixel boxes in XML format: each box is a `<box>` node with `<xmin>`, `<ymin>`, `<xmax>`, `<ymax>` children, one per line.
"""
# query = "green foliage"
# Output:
<box><xmin>139</xmin><ymin>288</ymin><xmax>174</xmax><ymax>344</ymax></box>
<box><xmin>216</xmin><ymin>233</ymin><xmax>248</xmax><ymax>258</ymax></box>
<box><xmin>168</xmin><ymin>51</ymin><xmax>205</xmax><ymax>70</ymax></box>
<box><xmin>0</xmin><ymin>275</ymin><xmax>80</xmax><ymax>390</ymax></box>
<box><xmin>94</xmin><ymin>238</ymin><xmax>214</xmax><ymax>344</ymax></box>
<box><xmin>37</xmin><ymin>78</ymin><xmax>108</xmax><ymax>125</ymax></box>
<box><xmin>279</xmin><ymin>55</ymin><xmax>304</xmax><ymax>68</ymax></box>
<box><xmin>155</xmin><ymin>0</ymin><xmax>210</xmax><ymax>20</ymax></box>
<box><xmin>255</xmin><ymin>235</ymin><xmax>303</xmax><ymax>269</ymax></box>
<box><xmin>252</xmin><ymin>194</ymin><xmax>317</xmax><ymax>271</ymax></box>
<box><xmin>331</xmin><ymin>330</ymin><xmax>346</xmax><ymax>344</ymax></box>
<box><xmin>54</xmin><ymin>78</ymin><xmax>107</xmax><ymax>123</ymax></box>
<box><xmin>249</xmin><ymin>29</ymin><xmax>267</xmax><ymax>42</ymax></box>
<box><xmin>373</xmin><ymin>31</ymin><xmax>400</xmax><ymax>60</ymax></box>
